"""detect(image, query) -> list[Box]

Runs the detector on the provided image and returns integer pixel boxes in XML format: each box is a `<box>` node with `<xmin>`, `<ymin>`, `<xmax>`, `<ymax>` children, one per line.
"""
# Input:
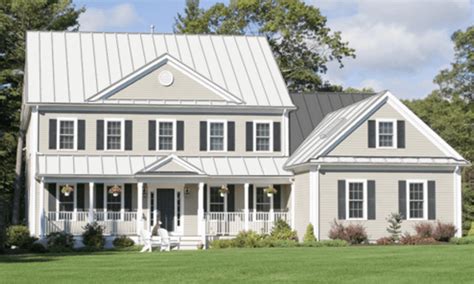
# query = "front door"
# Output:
<box><xmin>156</xmin><ymin>189</ymin><xmax>175</xmax><ymax>232</ymax></box>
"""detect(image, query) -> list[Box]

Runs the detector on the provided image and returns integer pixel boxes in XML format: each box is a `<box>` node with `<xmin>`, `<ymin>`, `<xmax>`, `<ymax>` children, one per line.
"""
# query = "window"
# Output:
<box><xmin>256</xmin><ymin>187</ymin><xmax>271</xmax><ymax>211</ymax></box>
<box><xmin>208</xmin><ymin>121</ymin><xmax>226</xmax><ymax>151</ymax></box>
<box><xmin>176</xmin><ymin>191</ymin><xmax>181</xmax><ymax>226</ymax></box>
<box><xmin>106</xmin><ymin>185</ymin><xmax>123</xmax><ymax>220</ymax></box>
<box><xmin>408</xmin><ymin>181</ymin><xmax>427</xmax><ymax>220</ymax></box>
<box><xmin>58</xmin><ymin>119</ymin><xmax>76</xmax><ymax>150</ymax></box>
<box><xmin>347</xmin><ymin>181</ymin><xmax>366</xmax><ymax>219</ymax></box>
<box><xmin>157</xmin><ymin>120</ymin><xmax>175</xmax><ymax>151</ymax></box>
<box><xmin>106</xmin><ymin>120</ymin><xmax>123</xmax><ymax>150</ymax></box>
<box><xmin>58</xmin><ymin>184</ymin><xmax>75</xmax><ymax>212</ymax></box>
<box><xmin>209</xmin><ymin>186</ymin><xmax>224</xmax><ymax>212</ymax></box>
<box><xmin>254</xmin><ymin>122</ymin><xmax>272</xmax><ymax>152</ymax></box>
<box><xmin>376</xmin><ymin>119</ymin><xmax>396</xmax><ymax>148</ymax></box>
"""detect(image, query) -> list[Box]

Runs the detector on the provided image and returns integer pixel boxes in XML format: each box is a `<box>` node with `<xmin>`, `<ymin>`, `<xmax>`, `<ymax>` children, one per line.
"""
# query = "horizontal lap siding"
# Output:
<box><xmin>293</xmin><ymin>172</ymin><xmax>310</xmax><ymax>241</ymax></box>
<box><xmin>319</xmin><ymin>171</ymin><xmax>454</xmax><ymax>241</ymax></box>
<box><xmin>183</xmin><ymin>184</ymin><xmax>198</xmax><ymax>236</ymax></box>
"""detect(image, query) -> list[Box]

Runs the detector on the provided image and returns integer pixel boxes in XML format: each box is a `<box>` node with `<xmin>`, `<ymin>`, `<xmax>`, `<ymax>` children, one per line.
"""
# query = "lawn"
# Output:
<box><xmin>1</xmin><ymin>245</ymin><xmax>473</xmax><ymax>283</ymax></box>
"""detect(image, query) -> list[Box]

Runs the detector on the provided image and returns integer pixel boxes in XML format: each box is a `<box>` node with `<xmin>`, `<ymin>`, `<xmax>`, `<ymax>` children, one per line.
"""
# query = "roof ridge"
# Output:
<box><xmin>26</xmin><ymin>30</ymin><xmax>267</xmax><ymax>38</ymax></box>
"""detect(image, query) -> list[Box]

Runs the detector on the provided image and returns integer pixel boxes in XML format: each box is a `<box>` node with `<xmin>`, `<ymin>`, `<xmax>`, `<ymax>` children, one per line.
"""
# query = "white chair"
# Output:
<box><xmin>158</xmin><ymin>228</ymin><xmax>181</xmax><ymax>251</ymax></box>
<box><xmin>139</xmin><ymin>229</ymin><xmax>153</xmax><ymax>253</ymax></box>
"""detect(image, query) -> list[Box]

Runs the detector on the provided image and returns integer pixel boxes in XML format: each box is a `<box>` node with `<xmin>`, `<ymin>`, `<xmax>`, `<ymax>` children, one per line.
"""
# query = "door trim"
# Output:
<box><xmin>147</xmin><ymin>184</ymin><xmax>184</xmax><ymax>235</ymax></box>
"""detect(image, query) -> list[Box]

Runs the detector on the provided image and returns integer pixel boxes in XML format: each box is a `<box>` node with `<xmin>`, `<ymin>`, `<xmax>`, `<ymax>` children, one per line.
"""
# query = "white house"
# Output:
<box><xmin>22</xmin><ymin>31</ymin><xmax>468</xmax><ymax>247</ymax></box>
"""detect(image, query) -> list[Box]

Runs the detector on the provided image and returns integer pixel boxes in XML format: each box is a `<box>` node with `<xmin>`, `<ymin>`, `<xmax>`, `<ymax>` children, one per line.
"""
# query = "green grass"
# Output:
<box><xmin>1</xmin><ymin>245</ymin><xmax>474</xmax><ymax>283</ymax></box>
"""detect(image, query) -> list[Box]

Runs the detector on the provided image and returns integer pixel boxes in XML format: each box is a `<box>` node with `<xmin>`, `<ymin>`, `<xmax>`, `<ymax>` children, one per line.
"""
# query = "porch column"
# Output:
<box><xmin>198</xmin><ymin>182</ymin><xmax>205</xmax><ymax>245</ymax></box>
<box><xmin>39</xmin><ymin>179</ymin><xmax>45</xmax><ymax>237</ymax></box>
<box><xmin>290</xmin><ymin>179</ymin><xmax>296</xmax><ymax>230</ymax></box>
<box><xmin>270</xmin><ymin>187</ymin><xmax>274</xmax><ymax>223</ymax></box>
<box><xmin>88</xmin><ymin>182</ymin><xmax>94</xmax><ymax>223</ymax></box>
<box><xmin>137</xmin><ymin>182</ymin><xmax>144</xmax><ymax>235</ymax></box>
<box><xmin>244</xmin><ymin>183</ymin><xmax>249</xmax><ymax>231</ymax></box>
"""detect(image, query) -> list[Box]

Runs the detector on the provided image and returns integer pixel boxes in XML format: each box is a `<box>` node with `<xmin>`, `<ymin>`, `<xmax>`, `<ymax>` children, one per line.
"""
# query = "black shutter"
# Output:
<box><xmin>78</xmin><ymin>120</ymin><xmax>86</xmax><ymax>150</ymax></box>
<box><xmin>47</xmin><ymin>183</ymin><xmax>57</xmax><ymax>211</ymax></box>
<box><xmin>200</xmin><ymin>121</ymin><xmax>207</xmax><ymax>151</ymax></box>
<box><xmin>397</xmin><ymin>120</ymin><xmax>405</xmax><ymax>148</ymax></box>
<box><xmin>96</xmin><ymin>120</ymin><xmax>104</xmax><ymax>150</ymax></box>
<box><xmin>246</xmin><ymin>122</ymin><xmax>253</xmax><ymax>151</ymax></box>
<box><xmin>368</xmin><ymin>120</ymin><xmax>376</xmax><ymax>148</ymax></box>
<box><xmin>428</xmin><ymin>181</ymin><xmax>436</xmax><ymax>220</ymax></box>
<box><xmin>49</xmin><ymin>119</ymin><xmax>57</xmax><ymax>150</ymax></box>
<box><xmin>125</xmin><ymin>120</ymin><xmax>133</xmax><ymax>150</ymax></box>
<box><xmin>95</xmin><ymin>183</ymin><xmax>104</xmax><ymax>209</ymax></box>
<box><xmin>148</xmin><ymin>120</ymin><xmax>156</xmax><ymax>151</ymax></box>
<box><xmin>76</xmin><ymin>184</ymin><xmax>85</xmax><ymax>211</ymax></box>
<box><xmin>249</xmin><ymin>185</ymin><xmax>254</xmax><ymax>210</ymax></box>
<box><xmin>203</xmin><ymin>184</ymin><xmax>207</xmax><ymax>213</ymax></box>
<box><xmin>399</xmin><ymin>181</ymin><xmax>407</xmax><ymax>220</ymax></box>
<box><xmin>273</xmin><ymin>185</ymin><xmax>281</xmax><ymax>210</ymax></box>
<box><xmin>367</xmin><ymin>180</ymin><xmax>376</xmax><ymax>220</ymax></box>
<box><xmin>227</xmin><ymin>185</ymin><xmax>235</xmax><ymax>212</ymax></box>
<box><xmin>177</xmin><ymin>121</ymin><xmax>184</xmax><ymax>151</ymax></box>
<box><xmin>273</xmin><ymin>122</ymin><xmax>281</xmax><ymax>152</ymax></box>
<box><xmin>125</xmin><ymin>184</ymin><xmax>132</xmax><ymax>211</ymax></box>
<box><xmin>338</xmin><ymin>180</ymin><xmax>346</xmax><ymax>220</ymax></box>
<box><xmin>227</xmin><ymin>121</ymin><xmax>235</xmax><ymax>151</ymax></box>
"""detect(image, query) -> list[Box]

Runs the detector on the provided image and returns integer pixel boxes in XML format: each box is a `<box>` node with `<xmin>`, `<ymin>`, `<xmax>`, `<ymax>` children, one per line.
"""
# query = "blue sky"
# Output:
<box><xmin>74</xmin><ymin>0</ymin><xmax>473</xmax><ymax>99</ymax></box>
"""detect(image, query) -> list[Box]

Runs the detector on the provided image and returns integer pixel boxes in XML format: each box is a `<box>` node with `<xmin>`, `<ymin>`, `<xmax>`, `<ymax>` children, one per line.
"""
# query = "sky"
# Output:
<box><xmin>74</xmin><ymin>0</ymin><xmax>473</xmax><ymax>99</ymax></box>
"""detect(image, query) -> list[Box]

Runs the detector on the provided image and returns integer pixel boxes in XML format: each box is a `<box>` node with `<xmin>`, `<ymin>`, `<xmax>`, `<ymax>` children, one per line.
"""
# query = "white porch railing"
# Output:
<box><xmin>205</xmin><ymin>211</ymin><xmax>291</xmax><ymax>236</ymax></box>
<box><xmin>45</xmin><ymin>211</ymin><xmax>137</xmax><ymax>236</ymax></box>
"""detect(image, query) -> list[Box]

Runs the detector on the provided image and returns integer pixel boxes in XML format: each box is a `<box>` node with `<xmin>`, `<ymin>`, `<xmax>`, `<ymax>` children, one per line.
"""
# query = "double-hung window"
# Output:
<box><xmin>376</xmin><ymin>119</ymin><xmax>396</xmax><ymax>148</ymax></box>
<box><xmin>209</xmin><ymin>186</ymin><xmax>224</xmax><ymax>212</ymax></box>
<box><xmin>105</xmin><ymin>119</ymin><xmax>124</xmax><ymax>150</ymax></box>
<box><xmin>254</xmin><ymin>121</ymin><xmax>272</xmax><ymax>152</ymax></box>
<box><xmin>407</xmin><ymin>180</ymin><xmax>427</xmax><ymax>220</ymax></box>
<box><xmin>58</xmin><ymin>119</ymin><xmax>76</xmax><ymax>150</ymax></box>
<box><xmin>256</xmin><ymin>187</ymin><xmax>271</xmax><ymax>212</ymax></box>
<box><xmin>106</xmin><ymin>185</ymin><xmax>123</xmax><ymax>220</ymax></box>
<box><xmin>157</xmin><ymin>120</ymin><xmax>176</xmax><ymax>151</ymax></box>
<box><xmin>346</xmin><ymin>180</ymin><xmax>367</xmax><ymax>220</ymax></box>
<box><xmin>208</xmin><ymin>121</ymin><xmax>226</xmax><ymax>151</ymax></box>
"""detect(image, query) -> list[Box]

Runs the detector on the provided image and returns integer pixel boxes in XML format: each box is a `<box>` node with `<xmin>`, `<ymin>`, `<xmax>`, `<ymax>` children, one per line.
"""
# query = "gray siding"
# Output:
<box><xmin>293</xmin><ymin>172</ymin><xmax>310</xmax><ymax>241</ymax></box>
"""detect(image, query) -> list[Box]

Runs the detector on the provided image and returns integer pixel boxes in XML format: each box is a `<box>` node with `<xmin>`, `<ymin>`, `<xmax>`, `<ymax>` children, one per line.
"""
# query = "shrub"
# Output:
<box><xmin>376</xmin><ymin>237</ymin><xmax>394</xmax><ymax>245</ymax></box>
<box><xmin>414</xmin><ymin>223</ymin><xmax>433</xmax><ymax>238</ymax></box>
<box><xmin>47</xmin><ymin>232</ymin><xmax>74</xmax><ymax>251</ymax></box>
<box><xmin>450</xmin><ymin>236</ymin><xmax>474</xmax><ymax>245</ymax></box>
<box><xmin>432</xmin><ymin>222</ymin><xmax>456</xmax><ymax>242</ymax></box>
<box><xmin>328</xmin><ymin>220</ymin><xmax>346</xmax><ymax>241</ymax></box>
<box><xmin>386</xmin><ymin>213</ymin><xmax>403</xmax><ymax>242</ymax></box>
<box><xmin>30</xmin><ymin>242</ymin><xmax>47</xmax><ymax>253</ymax></box>
<box><xmin>328</xmin><ymin>220</ymin><xmax>368</xmax><ymax>244</ymax></box>
<box><xmin>468</xmin><ymin>222</ymin><xmax>474</xmax><ymax>236</ymax></box>
<box><xmin>270</xmin><ymin>219</ymin><xmax>298</xmax><ymax>241</ymax></box>
<box><xmin>233</xmin><ymin>231</ymin><xmax>263</xmax><ymax>248</ymax></box>
<box><xmin>303</xmin><ymin>224</ymin><xmax>317</xmax><ymax>243</ymax></box>
<box><xmin>210</xmin><ymin>239</ymin><xmax>234</xmax><ymax>249</ymax></box>
<box><xmin>82</xmin><ymin>222</ymin><xmax>105</xmax><ymax>249</ymax></box>
<box><xmin>319</xmin><ymin>239</ymin><xmax>348</xmax><ymax>247</ymax></box>
<box><xmin>400</xmin><ymin>234</ymin><xmax>437</xmax><ymax>245</ymax></box>
<box><xmin>6</xmin><ymin>225</ymin><xmax>36</xmax><ymax>249</ymax></box>
<box><xmin>113</xmin><ymin>236</ymin><xmax>134</xmax><ymax>248</ymax></box>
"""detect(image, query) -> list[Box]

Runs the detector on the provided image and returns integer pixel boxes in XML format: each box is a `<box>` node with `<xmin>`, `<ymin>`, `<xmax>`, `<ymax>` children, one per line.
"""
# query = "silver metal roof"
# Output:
<box><xmin>25</xmin><ymin>32</ymin><xmax>293</xmax><ymax>108</ymax></box>
<box><xmin>37</xmin><ymin>154</ymin><xmax>292</xmax><ymax>177</ymax></box>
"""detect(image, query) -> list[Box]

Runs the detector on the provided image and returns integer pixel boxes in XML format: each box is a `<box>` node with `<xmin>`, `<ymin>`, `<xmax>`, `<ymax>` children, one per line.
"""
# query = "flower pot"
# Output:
<box><xmin>267</xmin><ymin>193</ymin><xmax>273</xmax><ymax>198</ymax></box>
<box><xmin>64</xmin><ymin>192</ymin><xmax>70</xmax><ymax>197</ymax></box>
<box><xmin>113</xmin><ymin>192</ymin><xmax>119</xmax><ymax>197</ymax></box>
<box><xmin>220</xmin><ymin>192</ymin><xmax>225</xmax><ymax>197</ymax></box>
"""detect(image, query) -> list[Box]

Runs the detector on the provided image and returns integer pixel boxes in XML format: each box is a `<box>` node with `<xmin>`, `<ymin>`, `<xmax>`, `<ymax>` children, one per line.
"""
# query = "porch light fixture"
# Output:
<box><xmin>61</xmin><ymin>184</ymin><xmax>74</xmax><ymax>197</ymax></box>
<box><xmin>264</xmin><ymin>185</ymin><xmax>277</xmax><ymax>197</ymax></box>
<box><xmin>218</xmin><ymin>185</ymin><xmax>229</xmax><ymax>197</ymax></box>
<box><xmin>108</xmin><ymin>185</ymin><xmax>122</xmax><ymax>197</ymax></box>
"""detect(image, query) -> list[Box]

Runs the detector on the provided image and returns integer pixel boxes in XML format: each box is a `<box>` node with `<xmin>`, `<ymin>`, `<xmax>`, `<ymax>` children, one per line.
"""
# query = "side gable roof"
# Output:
<box><xmin>25</xmin><ymin>32</ymin><xmax>294</xmax><ymax>108</ymax></box>
<box><xmin>285</xmin><ymin>91</ymin><xmax>468</xmax><ymax>168</ymax></box>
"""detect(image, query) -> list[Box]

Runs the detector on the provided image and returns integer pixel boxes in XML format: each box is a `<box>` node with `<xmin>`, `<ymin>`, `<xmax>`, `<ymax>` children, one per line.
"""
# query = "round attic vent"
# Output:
<box><xmin>158</xmin><ymin>70</ymin><xmax>174</xmax><ymax>86</ymax></box>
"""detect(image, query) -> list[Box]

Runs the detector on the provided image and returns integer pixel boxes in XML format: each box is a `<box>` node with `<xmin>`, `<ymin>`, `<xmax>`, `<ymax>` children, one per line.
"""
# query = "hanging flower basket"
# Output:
<box><xmin>108</xmin><ymin>185</ymin><xmax>122</xmax><ymax>197</ymax></box>
<box><xmin>61</xmin><ymin>184</ymin><xmax>74</xmax><ymax>197</ymax></box>
<box><xmin>218</xmin><ymin>185</ymin><xmax>229</xmax><ymax>197</ymax></box>
<box><xmin>264</xmin><ymin>185</ymin><xmax>277</xmax><ymax>197</ymax></box>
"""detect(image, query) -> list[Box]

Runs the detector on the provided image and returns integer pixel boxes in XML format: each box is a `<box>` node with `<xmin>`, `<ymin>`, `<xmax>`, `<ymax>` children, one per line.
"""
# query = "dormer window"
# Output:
<box><xmin>376</xmin><ymin>119</ymin><xmax>397</xmax><ymax>148</ymax></box>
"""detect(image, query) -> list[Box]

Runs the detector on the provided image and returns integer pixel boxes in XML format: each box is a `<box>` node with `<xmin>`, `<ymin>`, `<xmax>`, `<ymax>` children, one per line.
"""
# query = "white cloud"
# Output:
<box><xmin>79</xmin><ymin>3</ymin><xmax>141</xmax><ymax>31</ymax></box>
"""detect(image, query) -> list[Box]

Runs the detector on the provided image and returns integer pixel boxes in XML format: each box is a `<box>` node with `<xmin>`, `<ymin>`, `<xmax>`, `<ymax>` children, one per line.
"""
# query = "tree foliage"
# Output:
<box><xmin>386</xmin><ymin>213</ymin><xmax>403</xmax><ymax>242</ymax></box>
<box><xmin>174</xmin><ymin>0</ymin><xmax>355</xmax><ymax>92</ymax></box>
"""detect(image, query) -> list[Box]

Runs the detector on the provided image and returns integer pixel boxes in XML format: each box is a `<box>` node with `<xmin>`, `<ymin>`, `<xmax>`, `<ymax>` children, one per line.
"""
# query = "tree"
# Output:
<box><xmin>174</xmin><ymin>0</ymin><xmax>355</xmax><ymax>92</ymax></box>
<box><xmin>303</xmin><ymin>223</ymin><xmax>317</xmax><ymax>243</ymax></box>
<box><xmin>344</xmin><ymin>87</ymin><xmax>375</xmax><ymax>93</ymax></box>
<box><xmin>0</xmin><ymin>0</ymin><xmax>84</xmax><ymax>224</ymax></box>
<box><xmin>433</xmin><ymin>26</ymin><xmax>473</xmax><ymax>102</ymax></box>
<box><xmin>386</xmin><ymin>213</ymin><xmax>403</xmax><ymax>242</ymax></box>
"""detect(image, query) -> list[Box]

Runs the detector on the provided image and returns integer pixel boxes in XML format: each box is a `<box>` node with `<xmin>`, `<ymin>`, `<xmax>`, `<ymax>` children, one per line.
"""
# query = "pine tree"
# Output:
<box><xmin>386</xmin><ymin>213</ymin><xmax>403</xmax><ymax>242</ymax></box>
<box><xmin>303</xmin><ymin>223</ymin><xmax>317</xmax><ymax>243</ymax></box>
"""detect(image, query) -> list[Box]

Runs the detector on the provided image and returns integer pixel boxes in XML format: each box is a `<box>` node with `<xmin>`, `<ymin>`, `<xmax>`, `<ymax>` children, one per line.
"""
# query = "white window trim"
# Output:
<box><xmin>207</xmin><ymin>185</ymin><xmax>227</xmax><ymax>213</ymax></box>
<box><xmin>56</xmin><ymin>118</ymin><xmax>78</xmax><ymax>151</ymax></box>
<box><xmin>253</xmin><ymin>121</ymin><xmax>273</xmax><ymax>153</ymax></box>
<box><xmin>104</xmin><ymin>183</ymin><xmax>125</xmax><ymax>221</ymax></box>
<box><xmin>207</xmin><ymin>120</ymin><xmax>227</xmax><ymax>152</ymax></box>
<box><xmin>406</xmin><ymin>179</ymin><xmax>428</xmax><ymax>221</ymax></box>
<box><xmin>56</xmin><ymin>183</ymin><xmax>77</xmax><ymax>221</ymax></box>
<box><xmin>156</xmin><ymin>119</ymin><xmax>177</xmax><ymax>152</ymax></box>
<box><xmin>104</xmin><ymin>118</ymin><xmax>125</xmax><ymax>151</ymax></box>
<box><xmin>375</xmin><ymin>118</ymin><xmax>397</xmax><ymax>149</ymax></box>
<box><xmin>345</xmin><ymin>179</ymin><xmax>367</xmax><ymax>220</ymax></box>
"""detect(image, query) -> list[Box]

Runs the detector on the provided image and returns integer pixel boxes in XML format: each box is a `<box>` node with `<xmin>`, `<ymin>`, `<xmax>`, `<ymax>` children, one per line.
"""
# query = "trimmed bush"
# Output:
<box><xmin>328</xmin><ymin>220</ymin><xmax>368</xmax><ymax>244</ymax></box>
<box><xmin>319</xmin><ymin>239</ymin><xmax>349</xmax><ymax>247</ymax></box>
<box><xmin>233</xmin><ymin>231</ymin><xmax>263</xmax><ymax>248</ymax></box>
<box><xmin>400</xmin><ymin>234</ymin><xmax>438</xmax><ymax>245</ymax></box>
<box><xmin>82</xmin><ymin>222</ymin><xmax>105</xmax><ymax>249</ymax></box>
<box><xmin>113</xmin><ymin>236</ymin><xmax>134</xmax><ymax>248</ymax></box>
<box><xmin>30</xmin><ymin>242</ymin><xmax>47</xmax><ymax>253</ymax></box>
<box><xmin>450</xmin><ymin>236</ymin><xmax>474</xmax><ymax>245</ymax></box>
<box><xmin>414</xmin><ymin>223</ymin><xmax>433</xmax><ymax>238</ymax></box>
<box><xmin>432</xmin><ymin>222</ymin><xmax>456</xmax><ymax>242</ymax></box>
<box><xmin>386</xmin><ymin>213</ymin><xmax>403</xmax><ymax>242</ymax></box>
<box><xmin>303</xmin><ymin>224</ymin><xmax>317</xmax><ymax>243</ymax></box>
<box><xmin>6</xmin><ymin>225</ymin><xmax>36</xmax><ymax>249</ymax></box>
<box><xmin>328</xmin><ymin>220</ymin><xmax>346</xmax><ymax>241</ymax></box>
<box><xmin>376</xmin><ymin>237</ymin><xmax>394</xmax><ymax>245</ymax></box>
<box><xmin>270</xmin><ymin>219</ymin><xmax>298</xmax><ymax>241</ymax></box>
<box><xmin>210</xmin><ymin>239</ymin><xmax>234</xmax><ymax>249</ymax></box>
<box><xmin>468</xmin><ymin>222</ymin><xmax>474</xmax><ymax>236</ymax></box>
<box><xmin>47</xmin><ymin>232</ymin><xmax>74</xmax><ymax>251</ymax></box>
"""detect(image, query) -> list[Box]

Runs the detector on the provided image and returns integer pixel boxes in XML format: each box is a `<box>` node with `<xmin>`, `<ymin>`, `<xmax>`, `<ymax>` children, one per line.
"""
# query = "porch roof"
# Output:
<box><xmin>36</xmin><ymin>154</ymin><xmax>292</xmax><ymax>178</ymax></box>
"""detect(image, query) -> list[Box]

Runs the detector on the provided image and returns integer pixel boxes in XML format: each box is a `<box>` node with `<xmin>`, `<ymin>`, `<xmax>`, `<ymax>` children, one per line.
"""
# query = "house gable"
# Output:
<box><xmin>140</xmin><ymin>155</ymin><xmax>205</xmax><ymax>175</ymax></box>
